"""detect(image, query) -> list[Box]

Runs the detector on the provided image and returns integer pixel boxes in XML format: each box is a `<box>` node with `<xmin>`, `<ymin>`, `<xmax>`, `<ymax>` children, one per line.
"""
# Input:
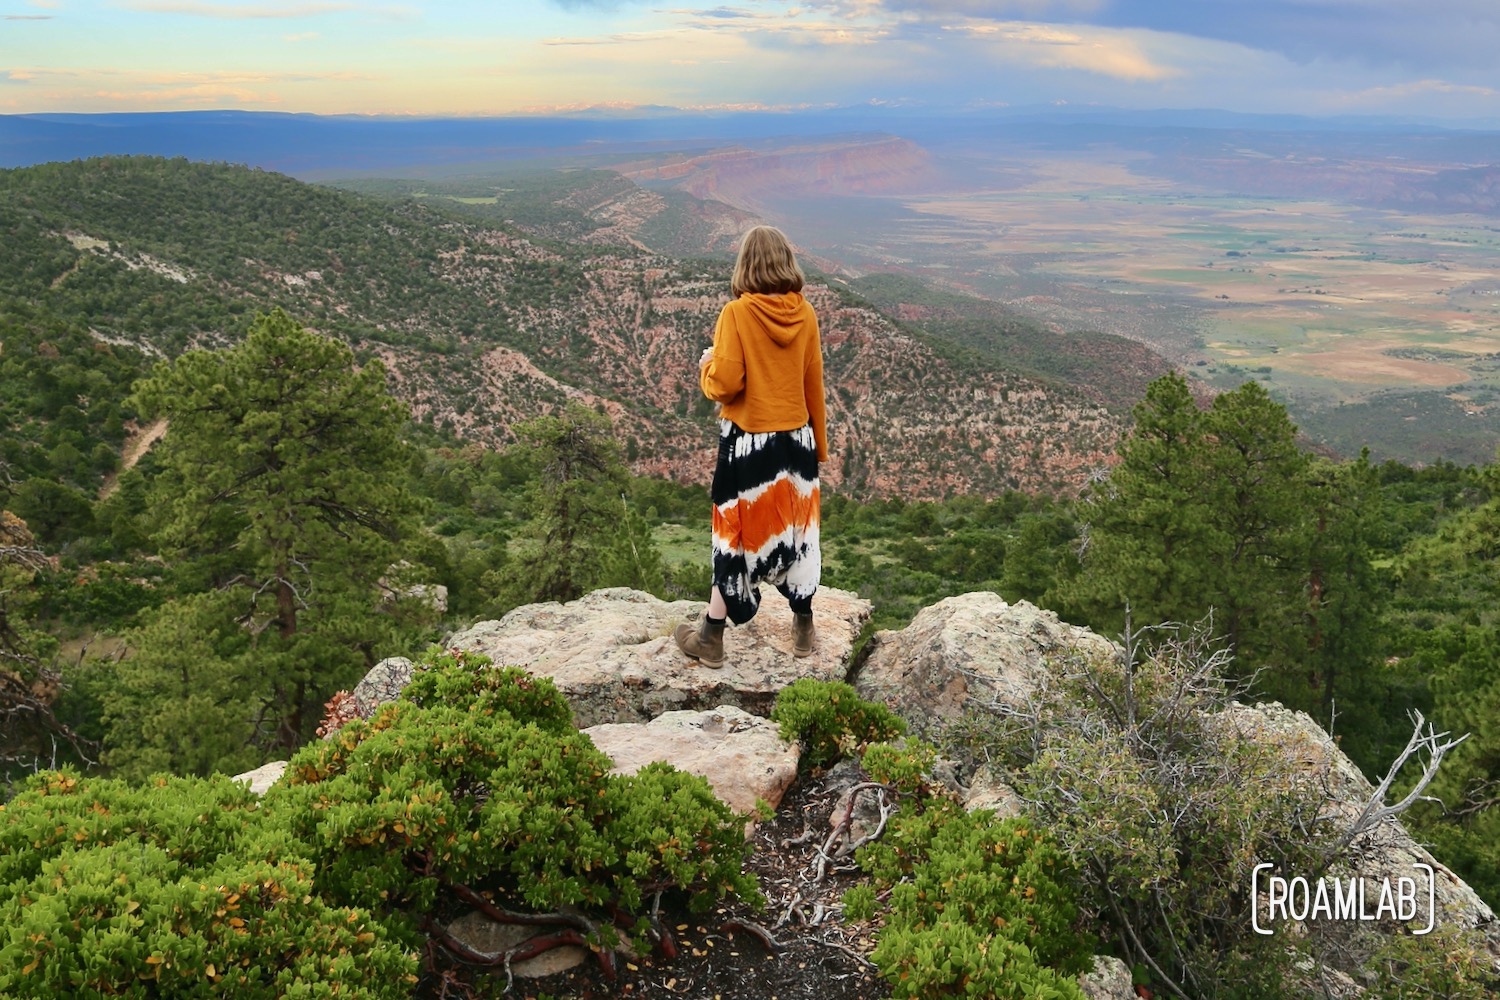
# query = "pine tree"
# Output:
<box><xmin>502</xmin><ymin>403</ymin><xmax>663</xmax><ymax>607</ymax></box>
<box><xmin>1066</xmin><ymin>371</ymin><xmax>1214</xmax><ymax>636</ymax></box>
<box><xmin>1195</xmin><ymin>379</ymin><xmax>1311</xmax><ymax>663</ymax></box>
<box><xmin>1067</xmin><ymin>376</ymin><xmax>1316</xmax><ymax>675</ymax></box>
<box><xmin>121</xmin><ymin>309</ymin><xmax>420</xmax><ymax>767</ymax></box>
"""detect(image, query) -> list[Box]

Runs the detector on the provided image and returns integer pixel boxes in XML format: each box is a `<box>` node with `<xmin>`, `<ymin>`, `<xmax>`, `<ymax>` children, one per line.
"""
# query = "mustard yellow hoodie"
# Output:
<box><xmin>701</xmin><ymin>292</ymin><xmax>829</xmax><ymax>461</ymax></box>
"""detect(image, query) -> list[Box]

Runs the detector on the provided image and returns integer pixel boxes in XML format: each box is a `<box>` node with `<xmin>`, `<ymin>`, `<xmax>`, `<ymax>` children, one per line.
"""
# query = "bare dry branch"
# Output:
<box><xmin>1324</xmin><ymin>710</ymin><xmax>1468</xmax><ymax>864</ymax></box>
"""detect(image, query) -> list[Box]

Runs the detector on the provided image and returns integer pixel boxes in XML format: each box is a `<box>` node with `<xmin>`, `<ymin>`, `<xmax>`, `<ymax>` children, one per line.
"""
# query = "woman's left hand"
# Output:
<box><xmin>699</xmin><ymin>347</ymin><xmax>714</xmax><ymax>368</ymax></box>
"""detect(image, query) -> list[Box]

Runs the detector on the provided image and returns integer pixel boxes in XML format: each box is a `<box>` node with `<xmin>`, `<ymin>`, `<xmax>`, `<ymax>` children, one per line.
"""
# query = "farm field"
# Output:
<box><xmin>783</xmin><ymin>150</ymin><xmax>1500</xmax><ymax>465</ymax></box>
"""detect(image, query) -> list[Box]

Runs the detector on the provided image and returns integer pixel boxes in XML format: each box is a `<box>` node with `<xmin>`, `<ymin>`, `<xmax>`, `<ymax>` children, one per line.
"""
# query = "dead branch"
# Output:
<box><xmin>720</xmin><ymin>918</ymin><xmax>783</xmax><ymax>955</ymax></box>
<box><xmin>1323</xmin><ymin>710</ymin><xmax>1468</xmax><ymax>864</ymax></box>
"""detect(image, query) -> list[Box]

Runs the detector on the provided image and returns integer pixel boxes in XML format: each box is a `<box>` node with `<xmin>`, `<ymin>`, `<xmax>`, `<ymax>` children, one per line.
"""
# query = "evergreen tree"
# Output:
<box><xmin>1195</xmin><ymin>380</ymin><xmax>1311</xmax><ymax>664</ymax></box>
<box><xmin>503</xmin><ymin>403</ymin><xmax>663</xmax><ymax>607</ymax></box>
<box><xmin>1065</xmin><ymin>371</ymin><xmax>1214</xmax><ymax>635</ymax></box>
<box><xmin>1299</xmin><ymin>453</ymin><xmax>1386</xmax><ymax>739</ymax></box>
<box><xmin>1066</xmin><ymin>376</ymin><xmax>1320</xmax><ymax>688</ymax></box>
<box><xmin>1398</xmin><ymin>454</ymin><xmax>1500</xmax><ymax>905</ymax></box>
<box><xmin>119</xmin><ymin>309</ymin><xmax>422</xmax><ymax>768</ymax></box>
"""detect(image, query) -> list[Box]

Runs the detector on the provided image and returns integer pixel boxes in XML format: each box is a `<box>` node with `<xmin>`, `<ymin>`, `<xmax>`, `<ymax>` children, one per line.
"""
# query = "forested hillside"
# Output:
<box><xmin>2</xmin><ymin>154</ymin><xmax>1499</xmax><ymax>999</ymax></box>
<box><xmin>0</xmin><ymin>155</ymin><xmax>1125</xmax><ymax>500</ymax></box>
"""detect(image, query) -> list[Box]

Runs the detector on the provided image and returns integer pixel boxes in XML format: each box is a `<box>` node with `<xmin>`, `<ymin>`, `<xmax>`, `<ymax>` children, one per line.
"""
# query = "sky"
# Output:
<box><xmin>4</xmin><ymin>0</ymin><xmax>1500</xmax><ymax>123</ymax></box>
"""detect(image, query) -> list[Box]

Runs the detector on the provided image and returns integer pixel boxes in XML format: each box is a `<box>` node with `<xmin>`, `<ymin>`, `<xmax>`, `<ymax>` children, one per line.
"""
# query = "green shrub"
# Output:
<box><xmin>265</xmin><ymin>656</ymin><xmax>761</xmax><ymax>949</ymax></box>
<box><xmin>845</xmin><ymin>749</ymin><xmax>1092</xmax><ymax>1000</ymax></box>
<box><xmin>1368</xmin><ymin>927</ymin><xmax>1498</xmax><ymax>1000</ymax></box>
<box><xmin>400</xmin><ymin>646</ymin><xmax>574</xmax><ymax>733</ymax></box>
<box><xmin>0</xmin><ymin>770</ymin><xmax>415</xmax><ymax>999</ymax></box>
<box><xmin>860</xmin><ymin>737</ymin><xmax>938</xmax><ymax>794</ymax></box>
<box><xmin>771</xmin><ymin>678</ymin><xmax>906</xmax><ymax>769</ymax></box>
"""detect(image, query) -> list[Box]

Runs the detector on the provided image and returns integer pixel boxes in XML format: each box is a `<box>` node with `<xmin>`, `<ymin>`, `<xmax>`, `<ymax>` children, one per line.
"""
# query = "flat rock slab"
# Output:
<box><xmin>584</xmin><ymin>705</ymin><xmax>801</xmax><ymax>821</ymax></box>
<box><xmin>447</xmin><ymin>587</ymin><xmax>872</xmax><ymax>728</ymax></box>
<box><xmin>231</xmin><ymin>760</ymin><xmax>287</xmax><ymax>796</ymax></box>
<box><xmin>443</xmin><ymin>911</ymin><xmax>590</xmax><ymax>978</ymax></box>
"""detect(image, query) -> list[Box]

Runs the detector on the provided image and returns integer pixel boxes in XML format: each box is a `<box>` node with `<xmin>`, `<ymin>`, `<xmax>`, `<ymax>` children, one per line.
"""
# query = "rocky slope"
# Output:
<box><xmin>242</xmin><ymin>588</ymin><xmax>1499</xmax><ymax>998</ymax></box>
<box><xmin>1</xmin><ymin>157</ymin><xmax>1124</xmax><ymax>498</ymax></box>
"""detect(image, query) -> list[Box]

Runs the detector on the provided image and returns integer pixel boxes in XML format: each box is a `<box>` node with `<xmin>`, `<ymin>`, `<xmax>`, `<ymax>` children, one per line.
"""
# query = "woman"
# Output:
<box><xmin>674</xmin><ymin>226</ymin><xmax>828</xmax><ymax>668</ymax></box>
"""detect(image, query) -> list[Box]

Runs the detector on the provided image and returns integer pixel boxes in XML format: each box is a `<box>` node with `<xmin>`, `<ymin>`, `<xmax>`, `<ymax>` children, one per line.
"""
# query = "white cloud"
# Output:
<box><xmin>944</xmin><ymin>19</ymin><xmax>1177</xmax><ymax>81</ymax></box>
<box><xmin>122</xmin><ymin>1</ymin><xmax>354</xmax><ymax>16</ymax></box>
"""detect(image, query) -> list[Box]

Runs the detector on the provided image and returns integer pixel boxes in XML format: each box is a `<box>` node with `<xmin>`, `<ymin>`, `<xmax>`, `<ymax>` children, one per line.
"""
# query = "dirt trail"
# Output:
<box><xmin>98</xmin><ymin>418</ymin><xmax>167</xmax><ymax>500</ymax></box>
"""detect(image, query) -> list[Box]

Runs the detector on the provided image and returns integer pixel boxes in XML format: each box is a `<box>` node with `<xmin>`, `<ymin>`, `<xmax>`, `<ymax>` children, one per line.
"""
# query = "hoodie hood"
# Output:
<box><xmin>739</xmin><ymin>291</ymin><xmax>810</xmax><ymax>347</ymax></box>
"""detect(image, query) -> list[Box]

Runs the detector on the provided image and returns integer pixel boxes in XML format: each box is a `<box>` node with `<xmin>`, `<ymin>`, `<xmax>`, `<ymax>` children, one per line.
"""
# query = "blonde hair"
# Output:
<box><xmin>730</xmin><ymin>225</ymin><xmax>805</xmax><ymax>298</ymax></box>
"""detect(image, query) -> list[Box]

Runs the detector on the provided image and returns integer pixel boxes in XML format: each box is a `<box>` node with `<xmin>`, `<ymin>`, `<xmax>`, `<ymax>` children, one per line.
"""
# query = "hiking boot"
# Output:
<box><xmin>792</xmin><ymin>612</ymin><xmax>816</xmax><ymax>658</ymax></box>
<box><xmin>674</xmin><ymin>616</ymin><xmax>726</xmax><ymax>668</ymax></box>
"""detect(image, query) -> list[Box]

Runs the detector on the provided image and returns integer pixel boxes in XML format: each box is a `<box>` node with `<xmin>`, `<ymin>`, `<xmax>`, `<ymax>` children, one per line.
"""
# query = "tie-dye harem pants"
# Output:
<box><xmin>711</xmin><ymin>419</ymin><xmax>821</xmax><ymax>626</ymax></box>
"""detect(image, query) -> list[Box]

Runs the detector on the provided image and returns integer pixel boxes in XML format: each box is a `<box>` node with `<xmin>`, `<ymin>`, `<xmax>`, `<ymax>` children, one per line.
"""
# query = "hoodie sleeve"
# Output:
<box><xmin>701</xmin><ymin>303</ymin><xmax>747</xmax><ymax>404</ymax></box>
<box><xmin>805</xmin><ymin>310</ymin><xmax>829</xmax><ymax>462</ymax></box>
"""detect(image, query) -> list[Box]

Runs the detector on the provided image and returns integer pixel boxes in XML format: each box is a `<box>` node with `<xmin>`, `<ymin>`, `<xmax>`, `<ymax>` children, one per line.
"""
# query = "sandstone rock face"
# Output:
<box><xmin>584</xmin><ymin>705</ymin><xmax>800</xmax><ymax>820</ymax></box>
<box><xmin>1219</xmin><ymin>702</ymin><xmax>1499</xmax><ymax>963</ymax></box>
<box><xmin>231</xmin><ymin>760</ymin><xmax>287</xmax><ymax>796</ymax></box>
<box><xmin>446</xmin><ymin>587</ymin><xmax>872</xmax><ymax>728</ymax></box>
<box><xmin>855</xmin><ymin>592</ymin><xmax>1115</xmax><ymax>737</ymax></box>
<box><xmin>1078</xmin><ymin>955</ymin><xmax>1135</xmax><ymax>1000</ymax></box>
<box><xmin>352</xmin><ymin>656</ymin><xmax>414</xmax><ymax>718</ymax></box>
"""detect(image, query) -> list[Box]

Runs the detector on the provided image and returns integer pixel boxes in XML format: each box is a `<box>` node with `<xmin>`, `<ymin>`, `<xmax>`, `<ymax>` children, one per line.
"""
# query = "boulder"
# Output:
<box><xmin>447</xmin><ymin>587</ymin><xmax>872</xmax><ymax>727</ymax></box>
<box><xmin>352</xmin><ymin>655</ymin><xmax>414</xmax><ymax>718</ymax></box>
<box><xmin>963</xmin><ymin>767</ymin><xmax>1024</xmax><ymax>819</ymax></box>
<box><xmin>231</xmin><ymin>760</ymin><xmax>287</xmax><ymax>795</ymax></box>
<box><xmin>854</xmin><ymin>592</ymin><xmax>1114</xmax><ymax>737</ymax></box>
<box><xmin>1219</xmin><ymin>702</ymin><xmax>1499</xmax><ymax>963</ymax></box>
<box><xmin>1078</xmin><ymin>955</ymin><xmax>1135</xmax><ymax>1000</ymax></box>
<box><xmin>584</xmin><ymin>705</ymin><xmax>800</xmax><ymax>822</ymax></box>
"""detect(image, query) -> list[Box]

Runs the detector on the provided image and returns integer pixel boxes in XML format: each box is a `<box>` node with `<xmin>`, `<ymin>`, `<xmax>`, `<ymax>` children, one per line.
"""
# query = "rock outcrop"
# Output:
<box><xmin>445</xmin><ymin>587</ymin><xmax>872</xmax><ymax>727</ymax></box>
<box><xmin>1219</xmin><ymin>701</ymin><xmax>1499</xmax><ymax>962</ymax></box>
<box><xmin>584</xmin><ymin>705</ymin><xmax>800</xmax><ymax>820</ymax></box>
<box><xmin>851</xmin><ymin>591</ymin><xmax>1500</xmax><ymax>969</ymax></box>
<box><xmin>855</xmin><ymin>592</ymin><xmax>1114</xmax><ymax>737</ymax></box>
<box><xmin>233</xmin><ymin>586</ymin><xmax>1499</xmax><ymax>988</ymax></box>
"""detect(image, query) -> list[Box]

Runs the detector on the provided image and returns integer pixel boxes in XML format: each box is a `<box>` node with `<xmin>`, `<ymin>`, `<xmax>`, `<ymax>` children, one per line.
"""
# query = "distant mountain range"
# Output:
<box><xmin>0</xmin><ymin>156</ymin><xmax>1163</xmax><ymax>498</ymax></box>
<box><xmin>6</xmin><ymin>106</ymin><xmax>1498</xmax><ymax>180</ymax></box>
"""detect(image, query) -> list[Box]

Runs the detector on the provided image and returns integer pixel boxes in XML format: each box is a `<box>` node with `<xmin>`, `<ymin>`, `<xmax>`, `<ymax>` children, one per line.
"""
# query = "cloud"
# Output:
<box><xmin>4</xmin><ymin>13</ymin><xmax>54</xmax><ymax>18</ymax></box>
<box><xmin>542</xmin><ymin>30</ymin><xmax>680</xmax><ymax>45</ymax></box>
<box><xmin>91</xmin><ymin>84</ymin><xmax>283</xmax><ymax>104</ymax></box>
<box><xmin>1084</xmin><ymin>0</ymin><xmax>1500</xmax><ymax>76</ymax></box>
<box><xmin>669</xmin><ymin>5</ymin><xmax>764</xmax><ymax>17</ymax></box>
<box><xmin>121</xmin><ymin>1</ymin><xmax>354</xmax><ymax>17</ymax></box>
<box><xmin>943</xmin><ymin>18</ymin><xmax>1177</xmax><ymax>81</ymax></box>
<box><xmin>1341</xmin><ymin>78</ymin><xmax>1500</xmax><ymax>103</ymax></box>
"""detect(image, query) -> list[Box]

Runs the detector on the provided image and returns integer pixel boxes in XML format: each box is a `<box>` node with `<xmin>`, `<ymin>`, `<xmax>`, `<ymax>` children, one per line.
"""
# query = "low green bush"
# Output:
<box><xmin>0</xmin><ymin>771</ymin><xmax>415</xmax><ymax>999</ymax></box>
<box><xmin>0</xmin><ymin>652</ymin><xmax>766</xmax><ymax>996</ymax></box>
<box><xmin>399</xmin><ymin>646</ymin><xmax>574</xmax><ymax>733</ymax></box>
<box><xmin>845</xmin><ymin>741</ymin><xmax>1092</xmax><ymax>1000</ymax></box>
<box><xmin>771</xmin><ymin>678</ymin><xmax>906</xmax><ymax>769</ymax></box>
<box><xmin>266</xmin><ymin>651</ymin><xmax>762</xmax><ymax>948</ymax></box>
